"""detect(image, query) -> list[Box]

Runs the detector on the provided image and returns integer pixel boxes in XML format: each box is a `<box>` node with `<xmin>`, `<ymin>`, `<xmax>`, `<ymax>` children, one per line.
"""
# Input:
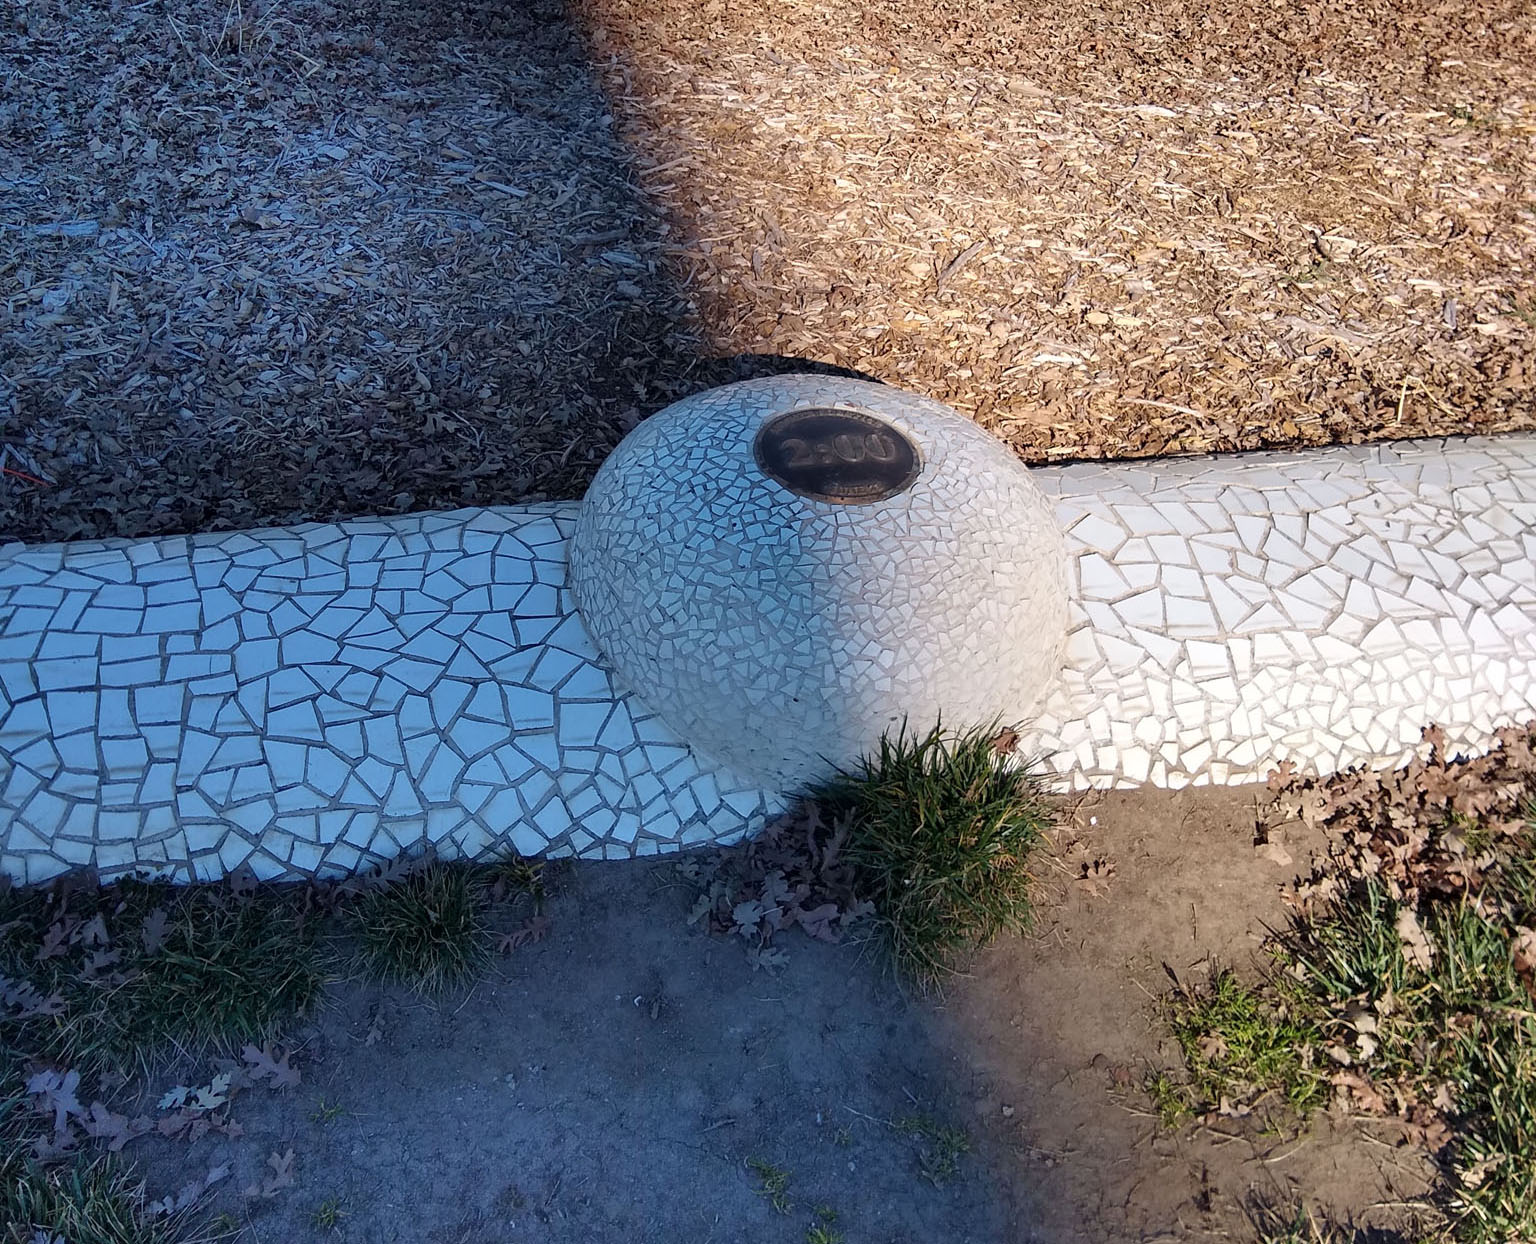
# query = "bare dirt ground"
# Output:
<box><xmin>4</xmin><ymin>0</ymin><xmax>1534</xmax><ymax>544</ymax></box>
<box><xmin>110</xmin><ymin>786</ymin><xmax>1427</xmax><ymax>1244</ymax></box>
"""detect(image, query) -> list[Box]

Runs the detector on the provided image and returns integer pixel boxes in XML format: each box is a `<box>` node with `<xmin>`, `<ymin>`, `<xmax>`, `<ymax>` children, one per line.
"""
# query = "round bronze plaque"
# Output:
<box><xmin>753</xmin><ymin>408</ymin><xmax>920</xmax><ymax>504</ymax></box>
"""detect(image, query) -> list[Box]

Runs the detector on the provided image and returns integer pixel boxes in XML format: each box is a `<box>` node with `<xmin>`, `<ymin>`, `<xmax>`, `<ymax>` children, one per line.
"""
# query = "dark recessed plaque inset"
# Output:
<box><xmin>753</xmin><ymin>408</ymin><xmax>920</xmax><ymax>505</ymax></box>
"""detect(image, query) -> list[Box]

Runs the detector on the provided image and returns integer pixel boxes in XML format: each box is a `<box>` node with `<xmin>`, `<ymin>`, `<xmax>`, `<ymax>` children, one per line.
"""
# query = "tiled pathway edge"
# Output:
<box><xmin>2</xmin><ymin>435</ymin><xmax>1532</xmax><ymax>883</ymax></box>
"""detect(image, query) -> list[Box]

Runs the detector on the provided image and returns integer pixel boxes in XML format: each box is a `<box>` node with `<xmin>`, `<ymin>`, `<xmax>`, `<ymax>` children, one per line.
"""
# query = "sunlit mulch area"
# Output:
<box><xmin>576</xmin><ymin>0</ymin><xmax>1536</xmax><ymax>458</ymax></box>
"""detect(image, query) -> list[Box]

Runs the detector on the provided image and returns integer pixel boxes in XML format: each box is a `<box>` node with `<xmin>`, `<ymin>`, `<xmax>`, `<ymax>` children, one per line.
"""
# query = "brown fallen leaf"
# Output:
<box><xmin>1396</xmin><ymin>908</ymin><xmax>1435</xmax><ymax>971</ymax></box>
<box><xmin>140</xmin><ymin>907</ymin><xmax>169</xmax><ymax>955</ymax></box>
<box><xmin>1073</xmin><ymin>856</ymin><xmax>1116</xmax><ymax>897</ymax></box>
<box><xmin>244</xmin><ymin>1147</ymin><xmax>296</xmax><ymax>1198</ymax></box>
<box><xmin>1403</xmin><ymin>1103</ymin><xmax>1452</xmax><ymax>1153</ymax></box>
<box><xmin>242</xmin><ymin>1043</ymin><xmax>300</xmax><ymax>1090</ymax></box>
<box><xmin>1330</xmin><ymin>1070</ymin><xmax>1388</xmax><ymax>1115</ymax></box>
<box><xmin>497</xmin><ymin>914</ymin><xmax>551</xmax><ymax>954</ymax></box>
<box><xmin>81</xmin><ymin>1102</ymin><xmax>152</xmax><ymax>1152</ymax></box>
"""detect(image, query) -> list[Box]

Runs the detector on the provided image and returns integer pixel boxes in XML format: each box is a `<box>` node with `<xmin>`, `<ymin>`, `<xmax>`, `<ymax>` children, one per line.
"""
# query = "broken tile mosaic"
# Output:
<box><xmin>1</xmin><ymin>373</ymin><xmax>1532</xmax><ymax>884</ymax></box>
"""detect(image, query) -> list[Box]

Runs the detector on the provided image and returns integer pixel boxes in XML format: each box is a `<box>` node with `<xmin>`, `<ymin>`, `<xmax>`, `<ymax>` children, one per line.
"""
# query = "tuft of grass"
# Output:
<box><xmin>1276</xmin><ymin>871</ymin><xmax>1536</xmax><ymax>1244</ymax></box>
<box><xmin>1161</xmin><ymin>967</ymin><xmax>1328</xmax><ymax>1119</ymax></box>
<box><xmin>1160</xmin><ymin>807</ymin><xmax>1536</xmax><ymax>1244</ymax></box>
<box><xmin>1143</xmin><ymin>1069</ymin><xmax>1195</xmax><ymax>1129</ymax></box>
<box><xmin>896</xmin><ymin>1113</ymin><xmax>971</xmax><ymax>1186</ymax></box>
<box><xmin>806</xmin><ymin>1205</ymin><xmax>843</xmax><ymax>1241</ymax></box>
<box><xmin>311</xmin><ymin>1197</ymin><xmax>345</xmax><ymax>1230</ymax></box>
<box><xmin>0</xmin><ymin>1149</ymin><xmax>197</xmax><ymax>1244</ymax></box>
<box><xmin>814</xmin><ymin>722</ymin><xmax>1053</xmax><ymax>985</ymax></box>
<box><xmin>484</xmin><ymin>854</ymin><xmax>547</xmax><ymax>905</ymax></box>
<box><xmin>1246</xmin><ymin>1197</ymin><xmax>1444</xmax><ymax>1244</ymax></box>
<box><xmin>0</xmin><ymin>879</ymin><xmax>325</xmax><ymax>1077</ymax></box>
<box><xmin>350</xmin><ymin>859</ymin><xmax>488</xmax><ymax>993</ymax></box>
<box><xmin>746</xmin><ymin>1157</ymin><xmax>793</xmax><ymax>1214</ymax></box>
<box><xmin>309</xmin><ymin>1098</ymin><xmax>345</xmax><ymax>1124</ymax></box>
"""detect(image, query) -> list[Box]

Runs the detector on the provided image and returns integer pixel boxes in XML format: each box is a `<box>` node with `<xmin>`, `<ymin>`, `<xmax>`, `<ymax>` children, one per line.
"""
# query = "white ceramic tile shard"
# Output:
<box><xmin>1024</xmin><ymin>434</ymin><xmax>1536</xmax><ymax>790</ymax></box>
<box><xmin>0</xmin><ymin>506</ymin><xmax>782</xmax><ymax>885</ymax></box>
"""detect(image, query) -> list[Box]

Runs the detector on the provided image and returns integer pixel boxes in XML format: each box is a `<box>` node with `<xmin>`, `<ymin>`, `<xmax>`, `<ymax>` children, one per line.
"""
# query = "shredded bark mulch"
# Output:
<box><xmin>3</xmin><ymin>0</ymin><xmax>1533</xmax><ymax>543</ymax></box>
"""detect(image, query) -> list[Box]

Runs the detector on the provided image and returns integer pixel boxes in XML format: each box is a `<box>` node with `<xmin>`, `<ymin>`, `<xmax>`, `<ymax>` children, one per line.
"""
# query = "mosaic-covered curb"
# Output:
<box><xmin>0</xmin><ymin>507</ymin><xmax>781</xmax><ymax>885</ymax></box>
<box><xmin>1027</xmin><ymin>434</ymin><xmax>1536</xmax><ymax>789</ymax></box>
<box><xmin>2</xmin><ymin>432</ymin><xmax>1534</xmax><ymax>884</ymax></box>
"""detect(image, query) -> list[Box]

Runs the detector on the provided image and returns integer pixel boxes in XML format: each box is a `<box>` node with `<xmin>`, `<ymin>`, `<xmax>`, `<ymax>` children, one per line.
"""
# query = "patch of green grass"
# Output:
<box><xmin>1161</xmin><ymin>809</ymin><xmax>1536</xmax><ymax>1244</ymax></box>
<box><xmin>746</xmin><ymin>1157</ymin><xmax>793</xmax><ymax>1214</ymax></box>
<box><xmin>309</xmin><ymin>1098</ymin><xmax>345</xmax><ymax>1124</ymax></box>
<box><xmin>1143</xmin><ymin>1069</ymin><xmax>1195</xmax><ymax>1129</ymax></box>
<box><xmin>350</xmin><ymin>859</ymin><xmax>488</xmax><ymax>993</ymax></box>
<box><xmin>806</xmin><ymin>1222</ymin><xmax>844</xmax><ymax>1244</ymax></box>
<box><xmin>896</xmin><ymin>1113</ymin><xmax>971</xmax><ymax>1186</ymax></box>
<box><xmin>484</xmin><ymin>854</ymin><xmax>547</xmax><ymax>904</ymax></box>
<box><xmin>1510</xmin><ymin>299</ymin><xmax>1536</xmax><ymax>329</ymax></box>
<box><xmin>311</xmin><ymin>1197</ymin><xmax>345</xmax><ymax>1230</ymax></box>
<box><xmin>1274</xmin><ymin>863</ymin><xmax>1536</xmax><ymax>1243</ymax></box>
<box><xmin>814</xmin><ymin>722</ymin><xmax>1053</xmax><ymax>986</ymax></box>
<box><xmin>1282</xmin><ymin>258</ymin><xmax>1334</xmax><ymax>286</ymax></box>
<box><xmin>0</xmin><ymin>1149</ymin><xmax>196</xmax><ymax>1244</ymax></box>
<box><xmin>0</xmin><ymin>879</ymin><xmax>325</xmax><ymax>1077</ymax></box>
<box><xmin>1162</xmin><ymin>968</ymin><xmax>1328</xmax><ymax>1118</ymax></box>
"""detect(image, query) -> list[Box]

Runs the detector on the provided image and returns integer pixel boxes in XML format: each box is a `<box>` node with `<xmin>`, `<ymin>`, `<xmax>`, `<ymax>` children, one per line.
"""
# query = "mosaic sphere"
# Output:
<box><xmin>569</xmin><ymin>376</ymin><xmax>1069</xmax><ymax>789</ymax></box>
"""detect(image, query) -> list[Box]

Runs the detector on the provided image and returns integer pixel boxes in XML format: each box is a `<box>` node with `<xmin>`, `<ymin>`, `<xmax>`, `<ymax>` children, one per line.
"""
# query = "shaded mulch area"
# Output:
<box><xmin>1</xmin><ymin>0</ymin><xmax>716</xmax><ymax>543</ymax></box>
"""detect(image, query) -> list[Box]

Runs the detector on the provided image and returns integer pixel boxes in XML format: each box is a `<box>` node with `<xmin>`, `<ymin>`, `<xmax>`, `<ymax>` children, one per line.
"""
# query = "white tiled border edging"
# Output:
<box><xmin>1</xmin><ymin>434</ymin><xmax>1533</xmax><ymax>884</ymax></box>
<box><xmin>1024</xmin><ymin>434</ymin><xmax>1536</xmax><ymax>789</ymax></box>
<box><xmin>0</xmin><ymin>506</ymin><xmax>782</xmax><ymax>885</ymax></box>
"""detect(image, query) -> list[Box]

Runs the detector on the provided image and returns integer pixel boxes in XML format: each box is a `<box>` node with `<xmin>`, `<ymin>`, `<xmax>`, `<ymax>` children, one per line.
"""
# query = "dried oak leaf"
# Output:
<box><xmin>1</xmin><ymin>973</ymin><xmax>65</xmax><ymax>1018</ymax></box>
<box><xmin>27</xmin><ymin>1069</ymin><xmax>85</xmax><ymax>1134</ymax></box>
<box><xmin>81</xmin><ymin>1102</ymin><xmax>152</xmax><ymax>1152</ymax></box>
<box><xmin>37</xmin><ymin>919</ymin><xmax>75</xmax><ymax>961</ymax></box>
<box><xmin>140</xmin><ymin>907</ymin><xmax>169</xmax><ymax>954</ymax></box>
<box><xmin>1073</xmin><ymin>856</ymin><xmax>1116</xmax><ymax>897</ymax></box>
<box><xmin>242</xmin><ymin>1043</ymin><xmax>300</xmax><ymax>1090</ymax></box>
<box><xmin>1459</xmin><ymin>1154</ymin><xmax>1506</xmax><ymax>1191</ymax></box>
<box><xmin>244</xmin><ymin>1148</ymin><xmax>296</xmax><ymax>1199</ymax></box>
<box><xmin>1330</xmin><ymin>1070</ymin><xmax>1388</xmax><ymax>1115</ymax></box>
<box><xmin>1512</xmin><ymin>927</ymin><xmax>1536</xmax><ymax>1001</ymax></box>
<box><xmin>1403</xmin><ymin>1104</ymin><xmax>1453</xmax><ymax>1154</ymax></box>
<box><xmin>497</xmin><ymin>914</ymin><xmax>550</xmax><ymax>954</ymax></box>
<box><xmin>1395</xmin><ymin>908</ymin><xmax>1435</xmax><ymax>971</ymax></box>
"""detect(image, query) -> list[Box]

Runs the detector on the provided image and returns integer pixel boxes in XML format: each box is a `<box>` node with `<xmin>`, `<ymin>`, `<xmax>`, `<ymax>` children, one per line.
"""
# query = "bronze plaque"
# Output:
<box><xmin>753</xmin><ymin>408</ymin><xmax>920</xmax><ymax>504</ymax></box>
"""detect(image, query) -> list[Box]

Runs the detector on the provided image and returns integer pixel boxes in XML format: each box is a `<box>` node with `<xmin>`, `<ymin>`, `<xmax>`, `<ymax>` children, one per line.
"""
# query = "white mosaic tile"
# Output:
<box><xmin>0</xmin><ymin>506</ymin><xmax>782</xmax><ymax>884</ymax></box>
<box><xmin>1026</xmin><ymin>433</ymin><xmax>1536</xmax><ymax>789</ymax></box>
<box><xmin>1</xmin><ymin>368</ymin><xmax>1533</xmax><ymax>885</ymax></box>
